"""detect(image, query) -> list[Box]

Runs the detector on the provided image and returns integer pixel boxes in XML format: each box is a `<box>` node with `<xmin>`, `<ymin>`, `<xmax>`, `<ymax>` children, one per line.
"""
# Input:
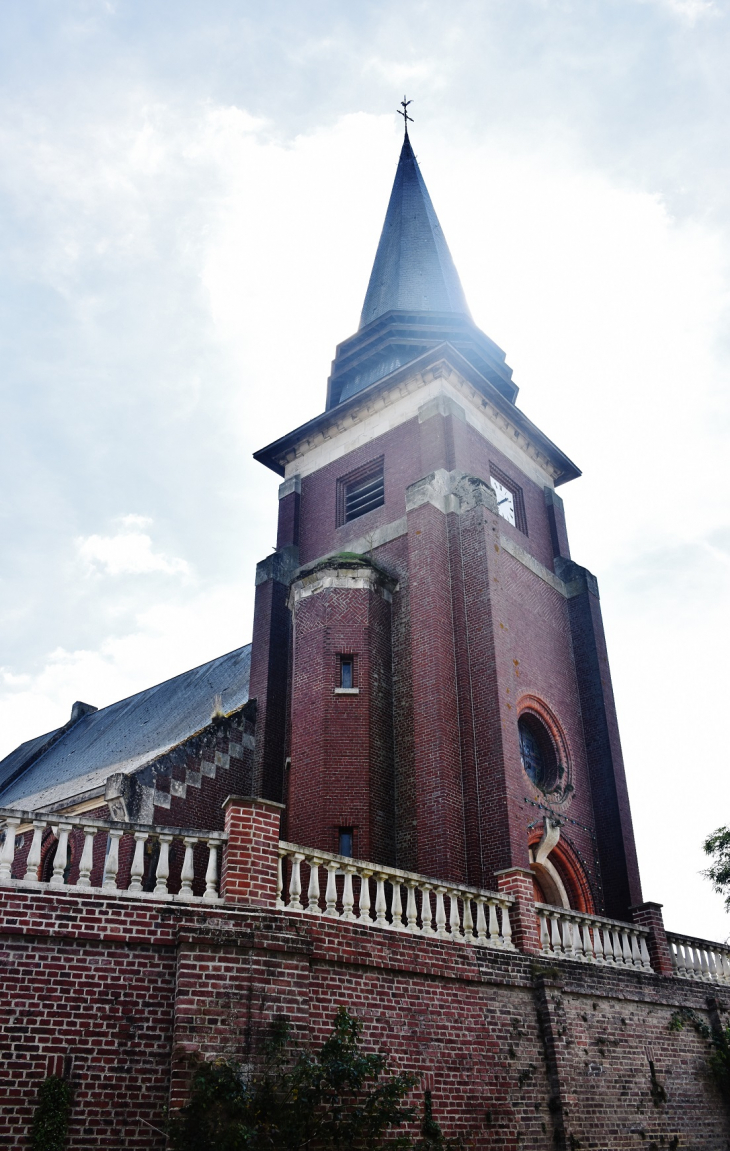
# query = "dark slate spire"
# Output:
<box><xmin>359</xmin><ymin>131</ymin><xmax>471</xmax><ymax>329</ymax></box>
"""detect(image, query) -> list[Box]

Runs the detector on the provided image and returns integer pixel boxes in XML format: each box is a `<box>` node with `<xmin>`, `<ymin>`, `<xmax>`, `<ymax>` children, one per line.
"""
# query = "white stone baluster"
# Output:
<box><xmin>475</xmin><ymin>897</ymin><xmax>488</xmax><ymax>946</ymax></box>
<box><xmin>357</xmin><ymin>869</ymin><xmax>373</xmax><ymax>922</ymax></box>
<box><xmin>684</xmin><ymin>943</ymin><xmax>697</xmax><ymax>977</ymax></box>
<box><xmin>204</xmin><ymin>837</ymin><xmax>222</xmax><ymax>903</ymax></box>
<box><xmin>324</xmin><ymin>861</ymin><xmax>339</xmax><ymax>918</ymax></box>
<box><xmin>287</xmin><ymin>852</ymin><xmax>305</xmax><ymax>910</ymax></box>
<box><xmin>592</xmin><ymin>925</ymin><xmax>604</xmax><ymax>963</ymax></box>
<box><xmin>0</xmin><ymin>817</ymin><xmax>21</xmax><ymax>883</ymax></box>
<box><xmin>179</xmin><ymin>837</ymin><xmax>198</xmax><ymax>899</ymax></box>
<box><xmin>620</xmin><ymin>930</ymin><xmax>633</xmax><ymax>966</ymax></box>
<box><xmin>23</xmin><ymin>821</ymin><xmax>46</xmax><ymax>882</ymax></box>
<box><xmin>630</xmin><ymin>932</ymin><xmax>642</xmax><ymax>968</ymax></box>
<box><xmin>610</xmin><ymin>930</ymin><xmax>623</xmax><ymax>964</ymax></box>
<box><xmin>538</xmin><ymin>912</ymin><xmax>551</xmax><ymax>952</ymax></box>
<box><xmin>699</xmin><ymin>947</ymin><xmax>711</xmax><ymax>981</ymax></box>
<box><xmin>549</xmin><ymin>914</ymin><xmax>563</xmax><ymax>955</ymax></box>
<box><xmin>390</xmin><ymin>881</ymin><xmax>405</xmax><ymax>931</ymax></box>
<box><xmin>488</xmin><ymin>900</ymin><xmax>501</xmax><ymax>947</ymax></box>
<box><xmin>568</xmin><ymin>919</ymin><xmax>581</xmax><ymax>960</ymax></box>
<box><xmin>128</xmin><ymin>832</ymin><xmax>148</xmax><ymax>894</ymax></box>
<box><xmin>153</xmin><ymin>833</ymin><xmax>173</xmax><ymax>896</ymax></box>
<box><xmin>307</xmin><ymin>857</ymin><xmax>323</xmax><ymax>914</ymax></box>
<box><xmin>448</xmin><ymin>891</ymin><xmax>462</xmax><ymax>940</ymax></box>
<box><xmin>276</xmin><ymin>850</ymin><xmax>285</xmax><ymax>909</ymax></box>
<box><xmin>342</xmin><ymin>866</ymin><xmax>356</xmax><ymax>921</ymax></box>
<box><xmin>639</xmin><ymin>935</ymin><xmax>652</xmax><ymax>971</ymax></box>
<box><xmin>76</xmin><ymin>827</ymin><xmax>97</xmax><ymax>888</ymax></box>
<box><xmin>375</xmin><ymin>874</ymin><xmax>389</xmax><ymax>928</ymax></box>
<box><xmin>435</xmin><ymin>887</ymin><xmax>449</xmax><ymax>938</ymax></box>
<box><xmin>420</xmin><ymin>885</ymin><xmax>434</xmax><ymax>936</ymax></box>
<box><xmin>581</xmin><ymin>922</ymin><xmax>594</xmax><ymax>962</ymax></box>
<box><xmin>462</xmin><ymin>897</ymin><xmax>474</xmax><ymax>943</ymax></box>
<box><xmin>501</xmin><ymin>902</ymin><xmax>513</xmax><ymax>949</ymax></box>
<box><xmin>50</xmin><ymin>823</ymin><xmax>73</xmax><ymax>888</ymax></box>
<box><xmin>559</xmin><ymin>917</ymin><xmax>573</xmax><ymax>959</ymax></box>
<box><xmin>101</xmin><ymin>828</ymin><xmax>123</xmax><ymax>892</ymax></box>
<box><xmin>406</xmin><ymin>881</ymin><xmax>419</xmax><ymax>934</ymax></box>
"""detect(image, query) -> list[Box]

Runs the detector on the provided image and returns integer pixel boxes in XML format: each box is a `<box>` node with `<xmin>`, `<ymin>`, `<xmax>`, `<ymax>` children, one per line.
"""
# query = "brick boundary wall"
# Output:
<box><xmin>1</xmin><ymin>801</ymin><xmax>728</xmax><ymax>1149</ymax></box>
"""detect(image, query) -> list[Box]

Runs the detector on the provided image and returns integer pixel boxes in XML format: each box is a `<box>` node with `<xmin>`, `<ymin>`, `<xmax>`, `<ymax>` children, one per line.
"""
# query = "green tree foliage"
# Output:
<box><xmin>168</xmin><ymin>1006</ymin><xmax>445</xmax><ymax>1150</ymax></box>
<box><xmin>29</xmin><ymin>1076</ymin><xmax>74</xmax><ymax>1151</ymax></box>
<box><xmin>703</xmin><ymin>826</ymin><xmax>730</xmax><ymax>911</ymax></box>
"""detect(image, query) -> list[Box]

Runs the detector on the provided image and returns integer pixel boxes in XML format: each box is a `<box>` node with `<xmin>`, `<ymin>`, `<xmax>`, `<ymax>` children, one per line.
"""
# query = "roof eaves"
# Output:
<box><xmin>253</xmin><ymin>342</ymin><xmax>581</xmax><ymax>485</ymax></box>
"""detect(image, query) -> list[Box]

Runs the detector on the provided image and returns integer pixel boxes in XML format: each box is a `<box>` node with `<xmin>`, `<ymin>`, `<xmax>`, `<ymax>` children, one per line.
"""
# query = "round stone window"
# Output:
<box><xmin>518</xmin><ymin>713</ymin><xmax>560</xmax><ymax>793</ymax></box>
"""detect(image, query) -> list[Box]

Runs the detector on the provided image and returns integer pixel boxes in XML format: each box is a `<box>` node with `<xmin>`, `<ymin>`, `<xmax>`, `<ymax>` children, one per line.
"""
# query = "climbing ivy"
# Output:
<box><xmin>29</xmin><ymin>1076</ymin><xmax>74</xmax><ymax>1151</ymax></box>
<box><xmin>669</xmin><ymin>1007</ymin><xmax>730</xmax><ymax>1100</ymax></box>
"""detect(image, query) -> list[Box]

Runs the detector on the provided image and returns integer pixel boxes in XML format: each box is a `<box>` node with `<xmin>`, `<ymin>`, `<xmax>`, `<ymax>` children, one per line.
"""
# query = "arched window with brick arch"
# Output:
<box><xmin>528</xmin><ymin>823</ymin><xmax>595</xmax><ymax>914</ymax></box>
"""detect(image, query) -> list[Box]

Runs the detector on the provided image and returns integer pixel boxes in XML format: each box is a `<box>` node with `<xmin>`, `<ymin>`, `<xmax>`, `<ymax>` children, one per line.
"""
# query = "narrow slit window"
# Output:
<box><xmin>338</xmin><ymin>828</ymin><xmax>354</xmax><ymax>858</ymax></box>
<box><xmin>340</xmin><ymin>657</ymin><xmax>354</xmax><ymax>689</ymax></box>
<box><xmin>337</xmin><ymin>457</ymin><xmax>385</xmax><ymax>525</ymax></box>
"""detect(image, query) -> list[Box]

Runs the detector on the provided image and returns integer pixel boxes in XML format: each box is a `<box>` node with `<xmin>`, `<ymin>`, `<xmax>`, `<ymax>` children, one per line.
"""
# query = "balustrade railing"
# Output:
<box><xmin>667</xmin><ymin>932</ymin><xmax>730</xmax><ymax>984</ymax></box>
<box><xmin>278</xmin><ymin>842</ymin><xmax>515</xmax><ymax>946</ymax></box>
<box><xmin>536</xmin><ymin>903</ymin><xmax>652</xmax><ymax>970</ymax></box>
<box><xmin>0</xmin><ymin>808</ymin><xmax>225</xmax><ymax>903</ymax></box>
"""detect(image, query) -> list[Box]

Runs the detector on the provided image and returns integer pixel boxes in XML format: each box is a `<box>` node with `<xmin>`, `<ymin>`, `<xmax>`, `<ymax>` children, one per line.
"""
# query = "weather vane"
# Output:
<box><xmin>397</xmin><ymin>96</ymin><xmax>413</xmax><ymax>133</ymax></box>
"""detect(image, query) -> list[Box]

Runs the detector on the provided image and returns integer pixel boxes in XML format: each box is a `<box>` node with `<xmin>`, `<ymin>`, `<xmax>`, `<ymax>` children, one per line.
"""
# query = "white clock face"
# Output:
<box><xmin>491</xmin><ymin>477</ymin><xmax>516</xmax><ymax>526</ymax></box>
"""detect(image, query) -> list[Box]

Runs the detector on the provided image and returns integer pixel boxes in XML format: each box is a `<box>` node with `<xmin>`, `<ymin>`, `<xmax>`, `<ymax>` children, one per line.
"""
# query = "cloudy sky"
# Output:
<box><xmin>1</xmin><ymin>0</ymin><xmax>729</xmax><ymax>940</ymax></box>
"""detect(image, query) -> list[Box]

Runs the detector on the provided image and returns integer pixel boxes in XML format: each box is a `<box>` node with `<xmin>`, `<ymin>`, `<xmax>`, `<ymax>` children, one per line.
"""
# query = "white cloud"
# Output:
<box><xmin>647</xmin><ymin>0</ymin><xmax>720</xmax><ymax>23</ymax></box>
<box><xmin>0</xmin><ymin>580</ymin><xmax>247</xmax><ymax>751</ymax></box>
<box><xmin>76</xmin><ymin>516</ymin><xmax>191</xmax><ymax>577</ymax></box>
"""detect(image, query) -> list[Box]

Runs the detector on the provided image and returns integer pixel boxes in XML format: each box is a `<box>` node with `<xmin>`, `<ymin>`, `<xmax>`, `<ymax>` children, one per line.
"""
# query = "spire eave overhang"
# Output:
<box><xmin>253</xmin><ymin>341</ymin><xmax>580</xmax><ymax>486</ymax></box>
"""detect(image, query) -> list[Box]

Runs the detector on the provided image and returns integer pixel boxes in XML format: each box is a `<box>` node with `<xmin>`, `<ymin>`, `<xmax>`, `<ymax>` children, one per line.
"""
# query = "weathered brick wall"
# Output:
<box><xmin>252</xmin><ymin>394</ymin><xmax>642</xmax><ymax>914</ymax></box>
<box><xmin>287</xmin><ymin>576</ymin><xmax>395</xmax><ymax>861</ymax></box>
<box><xmin>2</xmin><ymin>885</ymin><xmax>728</xmax><ymax>1149</ymax></box>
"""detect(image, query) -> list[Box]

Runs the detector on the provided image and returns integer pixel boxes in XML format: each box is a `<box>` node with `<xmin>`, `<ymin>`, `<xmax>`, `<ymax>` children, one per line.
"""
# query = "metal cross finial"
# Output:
<box><xmin>397</xmin><ymin>96</ymin><xmax>413</xmax><ymax>133</ymax></box>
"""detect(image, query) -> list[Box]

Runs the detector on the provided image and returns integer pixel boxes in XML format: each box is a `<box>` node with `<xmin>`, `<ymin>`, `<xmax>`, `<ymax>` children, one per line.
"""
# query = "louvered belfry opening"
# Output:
<box><xmin>337</xmin><ymin>456</ymin><xmax>385</xmax><ymax>525</ymax></box>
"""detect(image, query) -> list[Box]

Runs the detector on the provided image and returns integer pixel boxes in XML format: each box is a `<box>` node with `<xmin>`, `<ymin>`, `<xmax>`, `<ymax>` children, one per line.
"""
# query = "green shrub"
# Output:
<box><xmin>29</xmin><ymin>1076</ymin><xmax>74</xmax><ymax>1151</ymax></box>
<box><xmin>168</xmin><ymin>1007</ymin><xmax>420</xmax><ymax>1150</ymax></box>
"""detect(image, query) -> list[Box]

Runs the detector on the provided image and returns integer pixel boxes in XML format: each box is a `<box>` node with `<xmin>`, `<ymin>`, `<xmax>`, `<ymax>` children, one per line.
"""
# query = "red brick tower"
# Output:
<box><xmin>250</xmin><ymin>128</ymin><xmax>643</xmax><ymax>920</ymax></box>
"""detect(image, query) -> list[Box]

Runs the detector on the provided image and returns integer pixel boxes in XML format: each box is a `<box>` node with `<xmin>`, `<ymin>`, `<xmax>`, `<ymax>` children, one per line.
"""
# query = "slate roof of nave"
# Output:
<box><xmin>0</xmin><ymin>644</ymin><xmax>251</xmax><ymax>812</ymax></box>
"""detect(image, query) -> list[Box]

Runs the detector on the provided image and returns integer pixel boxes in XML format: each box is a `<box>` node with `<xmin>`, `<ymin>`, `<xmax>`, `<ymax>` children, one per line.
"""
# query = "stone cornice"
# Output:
<box><xmin>254</xmin><ymin>343</ymin><xmax>580</xmax><ymax>487</ymax></box>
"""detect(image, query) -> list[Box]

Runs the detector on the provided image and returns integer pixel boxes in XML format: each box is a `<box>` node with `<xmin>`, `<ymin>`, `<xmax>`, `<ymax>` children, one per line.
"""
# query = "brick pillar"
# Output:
<box><xmin>544</xmin><ymin>486</ymin><xmax>571</xmax><ymax>560</ymax></box>
<box><xmin>406</xmin><ymin>482</ymin><xmax>466</xmax><ymax>883</ymax></box>
<box><xmin>249</xmin><ymin>547</ymin><xmax>298</xmax><ymax>802</ymax></box>
<box><xmin>495</xmin><ymin>866</ymin><xmax>541</xmax><ymax>954</ymax></box>
<box><xmin>221</xmin><ymin>795</ymin><xmax>284</xmax><ymax>906</ymax></box>
<box><xmin>558</xmin><ymin>557</ymin><xmax>643</xmax><ymax>920</ymax></box>
<box><xmin>277</xmin><ymin>475</ymin><xmax>301</xmax><ymax>550</ymax></box>
<box><xmin>631</xmin><ymin>901</ymin><xmax>673</xmax><ymax>976</ymax></box>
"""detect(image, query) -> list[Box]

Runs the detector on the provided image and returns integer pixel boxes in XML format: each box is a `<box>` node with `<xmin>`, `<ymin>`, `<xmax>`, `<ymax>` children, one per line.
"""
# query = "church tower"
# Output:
<box><xmin>249</xmin><ymin>125</ymin><xmax>643</xmax><ymax>921</ymax></box>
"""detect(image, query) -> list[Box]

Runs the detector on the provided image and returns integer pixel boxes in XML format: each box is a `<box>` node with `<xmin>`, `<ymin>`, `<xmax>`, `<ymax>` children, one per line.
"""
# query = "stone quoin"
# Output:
<box><xmin>0</xmin><ymin>122</ymin><xmax>728</xmax><ymax>1148</ymax></box>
